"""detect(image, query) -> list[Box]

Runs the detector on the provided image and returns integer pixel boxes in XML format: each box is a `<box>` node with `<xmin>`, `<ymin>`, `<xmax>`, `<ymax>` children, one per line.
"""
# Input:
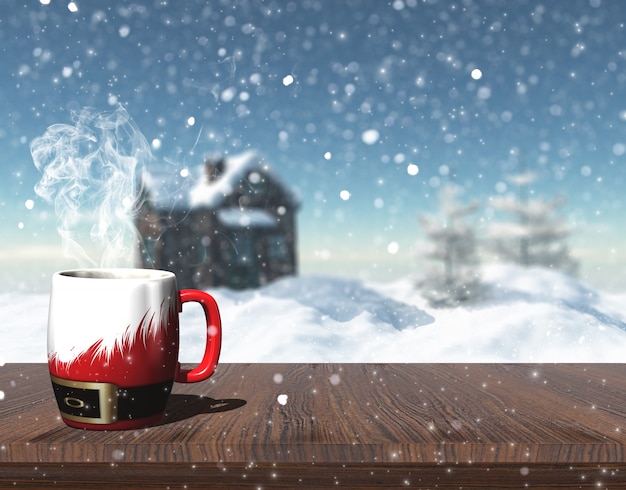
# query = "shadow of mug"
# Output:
<box><xmin>158</xmin><ymin>394</ymin><xmax>247</xmax><ymax>425</ymax></box>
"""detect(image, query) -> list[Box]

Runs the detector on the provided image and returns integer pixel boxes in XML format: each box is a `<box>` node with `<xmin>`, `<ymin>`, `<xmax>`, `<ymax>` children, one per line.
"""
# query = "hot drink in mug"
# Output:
<box><xmin>47</xmin><ymin>268</ymin><xmax>222</xmax><ymax>430</ymax></box>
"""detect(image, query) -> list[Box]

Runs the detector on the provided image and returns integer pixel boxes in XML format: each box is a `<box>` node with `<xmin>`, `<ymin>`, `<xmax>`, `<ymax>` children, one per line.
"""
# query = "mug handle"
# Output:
<box><xmin>175</xmin><ymin>289</ymin><xmax>222</xmax><ymax>383</ymax></box>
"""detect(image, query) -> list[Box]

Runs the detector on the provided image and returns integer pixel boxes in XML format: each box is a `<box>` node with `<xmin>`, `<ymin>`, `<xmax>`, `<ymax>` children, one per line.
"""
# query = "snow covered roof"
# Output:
<box><xmin>141</xmin><ymin>150</ymin><xmax>299</xmax><ymax>211</ymax></box>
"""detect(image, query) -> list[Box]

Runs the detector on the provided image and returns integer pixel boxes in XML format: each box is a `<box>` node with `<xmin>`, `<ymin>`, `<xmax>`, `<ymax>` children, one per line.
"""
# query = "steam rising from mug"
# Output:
<box><xmin>31</xmin><ymin>106</ymin><xmax>151</xmax><ymax>268</ymax></box>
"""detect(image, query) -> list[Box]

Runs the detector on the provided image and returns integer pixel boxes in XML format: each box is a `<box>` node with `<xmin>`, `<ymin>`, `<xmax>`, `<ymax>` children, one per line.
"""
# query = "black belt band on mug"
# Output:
<box><xmin>50</xmin><ymin>375</ymin><xmax>174</xmax><ymax>425</ymax></box>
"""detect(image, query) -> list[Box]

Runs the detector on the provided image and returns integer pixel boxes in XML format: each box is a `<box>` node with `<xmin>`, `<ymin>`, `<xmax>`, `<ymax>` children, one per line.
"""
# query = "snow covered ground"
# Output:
<box><xmin>2</xmin><ymin>264</ymin><xmax>626</xmax><ymax>364</ymax></box>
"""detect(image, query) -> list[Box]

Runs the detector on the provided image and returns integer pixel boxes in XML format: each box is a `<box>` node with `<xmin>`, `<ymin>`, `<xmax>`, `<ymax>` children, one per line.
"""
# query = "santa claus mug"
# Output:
<box><xmin>47</xmin><ymin>268</ymin><xmax>222</xmax><ymax>430</ymax></box>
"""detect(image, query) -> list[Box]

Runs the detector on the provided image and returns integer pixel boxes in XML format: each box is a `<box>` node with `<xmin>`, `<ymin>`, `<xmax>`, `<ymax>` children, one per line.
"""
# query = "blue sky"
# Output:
<box><xmin>1</xmin><ymin>0</ymin><xmax>626</xmax><ymax>292</ymax></box>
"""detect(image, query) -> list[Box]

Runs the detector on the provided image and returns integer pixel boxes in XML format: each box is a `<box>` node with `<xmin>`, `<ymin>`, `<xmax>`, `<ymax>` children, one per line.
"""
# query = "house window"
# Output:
<box><xmin>267</xmin><ymin>233</ymin><xmax>289</xmax><ymax>262</ymax></box>
<box><xmin>217</xmin><ymin>232</ymin><xmax>260</xmax><ymax>289</ymax></box>
<box><xmin>233</xmin><ymin>234</ymin><xmax>254</xmax><ymax>265</ymax></box>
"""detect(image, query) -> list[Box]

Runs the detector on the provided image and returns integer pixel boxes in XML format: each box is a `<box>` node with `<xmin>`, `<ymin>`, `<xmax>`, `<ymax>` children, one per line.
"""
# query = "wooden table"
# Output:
<box><xmin>1</xmin><ymin>363</ymin><xmax>626</xmax><ymax>488</ymax></box>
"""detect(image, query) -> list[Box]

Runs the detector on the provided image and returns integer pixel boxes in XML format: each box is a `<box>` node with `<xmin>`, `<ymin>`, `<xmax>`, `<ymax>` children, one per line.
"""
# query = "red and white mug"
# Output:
<box><xmin>47</xmin><ymin>268</ymin><xmax>222</xmax><ymax>430</ymax></box>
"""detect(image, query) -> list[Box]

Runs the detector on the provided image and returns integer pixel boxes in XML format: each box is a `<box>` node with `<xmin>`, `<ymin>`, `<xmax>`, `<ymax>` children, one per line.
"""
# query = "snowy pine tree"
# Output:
<box><xmin>489</xmin><ymin>171</ymin><xmax>578</xmax><ymax>275</ymax></box>
<box><xmin>418</xmin><ymin>183</ymin><xmax>482</xmax><ymax>307</ymax></box>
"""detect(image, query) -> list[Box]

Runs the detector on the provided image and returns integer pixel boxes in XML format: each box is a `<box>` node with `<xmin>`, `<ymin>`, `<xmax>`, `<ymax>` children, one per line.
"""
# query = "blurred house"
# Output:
<box><xmin>136</xmin><ymin>151</ymin><xmax>299</xmax><ymax>289</ymax></box>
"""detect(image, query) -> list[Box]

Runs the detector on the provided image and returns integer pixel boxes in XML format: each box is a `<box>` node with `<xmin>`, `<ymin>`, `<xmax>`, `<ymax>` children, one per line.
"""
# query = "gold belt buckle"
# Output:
<box><xmin>50</xmin><ymin>375</ymin><xmax>119</xmax><ymax>425</ymax></box>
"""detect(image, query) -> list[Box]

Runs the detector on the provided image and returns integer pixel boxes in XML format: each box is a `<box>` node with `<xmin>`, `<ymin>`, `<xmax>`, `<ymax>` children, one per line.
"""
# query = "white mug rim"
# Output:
<box><xmin>55</xmin><ymin>268</ymin><xmax>175</xmax><ymax>281</ymax></box>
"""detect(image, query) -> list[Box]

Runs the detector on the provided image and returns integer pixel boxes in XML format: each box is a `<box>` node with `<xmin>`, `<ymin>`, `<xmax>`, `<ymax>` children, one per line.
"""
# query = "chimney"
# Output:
<box><xmin>204</xmin><ymin>157</ymin><xmax>225</xmax><ymax>183</ymax></box>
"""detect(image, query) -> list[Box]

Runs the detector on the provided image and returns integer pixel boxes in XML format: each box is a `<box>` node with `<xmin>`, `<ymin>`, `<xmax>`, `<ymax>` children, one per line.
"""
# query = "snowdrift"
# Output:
<box><xmin>2</xmin><ymin>264</ymin><xmax>626</xmax><ymax>364</ymax></box>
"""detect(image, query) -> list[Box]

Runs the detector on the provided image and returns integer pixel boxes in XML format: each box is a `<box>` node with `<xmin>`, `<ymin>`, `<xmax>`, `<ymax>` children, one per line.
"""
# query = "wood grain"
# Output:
<box><xmin>1</xmin><ymin>363</ymin><xmax>626</xmax><ymax>488</ymax></box>
<box><xmin>2</xmin><ymin>462</ymin><xmax>626</xmax><ymax>489</ymax></box>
